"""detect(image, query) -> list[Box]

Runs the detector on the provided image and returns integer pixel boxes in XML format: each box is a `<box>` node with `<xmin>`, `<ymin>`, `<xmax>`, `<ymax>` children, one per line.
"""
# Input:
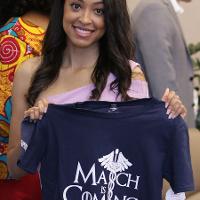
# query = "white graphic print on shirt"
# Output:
<box><xmin>63</xmin><ymin>149</ymin><xmax>140</xmax><ymax>200</ymax></box>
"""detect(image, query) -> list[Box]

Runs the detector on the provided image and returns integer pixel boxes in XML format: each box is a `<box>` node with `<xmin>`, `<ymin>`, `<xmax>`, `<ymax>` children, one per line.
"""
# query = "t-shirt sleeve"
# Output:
<box><xmin>163</xmin><ymin>117</ymin><xmax>194</xmax><ymax>193</ymax></box>
<box><xmin>17</xmin><ymin>118</ymin><xmax>47</xmax><ymax>174</ymax></box>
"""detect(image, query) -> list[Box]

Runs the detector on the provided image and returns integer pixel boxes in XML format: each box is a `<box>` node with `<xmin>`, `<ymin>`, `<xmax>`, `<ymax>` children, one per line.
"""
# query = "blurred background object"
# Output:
<box><xmin>128</xmin><ymin>0</ymin><xmax>200</xmax><ymax>126</ymax></box>
<box><xmin>127</xmin><ymin>0</ymin><xmax>200</xmax><ymax>44</ymax></box>
<box><xmin>131</xmin><ymin>0</ymin><xmax>195</xmax><ymax>127</ymax></box>
<box><xmin>189</xmin><ymin>42</ymin><xmax>200</xmax><ymax>128</ymax></box>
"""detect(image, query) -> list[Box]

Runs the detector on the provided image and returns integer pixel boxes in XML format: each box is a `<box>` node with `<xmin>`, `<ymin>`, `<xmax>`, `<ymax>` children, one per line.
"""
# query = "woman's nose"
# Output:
<box><xmin>79</xmin><ymin>9</ymin><xmax>92</xmax><ymax>24</ymax></box>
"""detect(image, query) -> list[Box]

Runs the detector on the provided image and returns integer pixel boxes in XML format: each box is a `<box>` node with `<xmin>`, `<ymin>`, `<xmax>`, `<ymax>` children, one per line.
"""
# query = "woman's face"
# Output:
<box><xmin>63</xmin><ymin>0</ymin><xmax>105</xmax><ymax>48</ymax></box>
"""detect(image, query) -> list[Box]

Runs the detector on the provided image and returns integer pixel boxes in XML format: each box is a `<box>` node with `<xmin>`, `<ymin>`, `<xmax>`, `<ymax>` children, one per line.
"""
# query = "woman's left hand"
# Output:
<box><xmin>162</xmin><ymin>88</ymin><xmax>187</xmax><ymax>119</ymax></box>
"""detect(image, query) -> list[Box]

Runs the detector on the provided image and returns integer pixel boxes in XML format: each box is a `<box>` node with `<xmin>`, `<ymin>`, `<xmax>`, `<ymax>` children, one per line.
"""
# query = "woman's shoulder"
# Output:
<box><xmin>15</xmin><ymin>56</ymin><xmax>41</xmax><ymax>78</ymax></box>
<box><xmin>21</xmin><ymin>11</ymin><xmax>49</xmax><ymax>30</ymax></box>
<box><xmin>129</xmin><ymin>60</ymin><xmax>138</xmax><ymax>69</ymax></box>
<box><xmin>129</xmin><ymin>60</ymin><xmax>146</xmax><ymax>81</ymax></box>
<box><xmin>12</xmin><ymin>57</ymin><xmax>42</xmax><ymax>96</ymax></box>
<box><xmin>128</xmin><ymin>60</ymin><xmax>149</xmax><ymax>98</ymax></box>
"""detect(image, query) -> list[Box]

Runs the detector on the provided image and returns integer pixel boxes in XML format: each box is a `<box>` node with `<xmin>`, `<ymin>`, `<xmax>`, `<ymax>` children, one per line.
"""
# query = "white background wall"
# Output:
<box><xmin>127</xmin><ymin>0</ymin><xmax>200</xmax><ymax>44</ymax></box>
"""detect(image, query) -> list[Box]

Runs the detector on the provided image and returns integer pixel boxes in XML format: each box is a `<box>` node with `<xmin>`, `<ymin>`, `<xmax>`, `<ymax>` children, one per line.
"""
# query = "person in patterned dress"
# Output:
<box><xmin>0</xmin><ymin>0</ymin><xmax>52</xmax><ymax>199</ymax></box>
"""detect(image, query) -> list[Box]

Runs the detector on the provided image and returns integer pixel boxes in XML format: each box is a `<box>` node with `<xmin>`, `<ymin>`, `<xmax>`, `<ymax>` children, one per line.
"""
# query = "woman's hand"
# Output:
<box><xmin>24</xmin><ymin>98</ymin><xmax>48</xmax><ymax>121</ymax></box>
<box><xmin>162</xmin><ymin>88</ymin><xmax>187</xmax><ymax>119</ymax></box>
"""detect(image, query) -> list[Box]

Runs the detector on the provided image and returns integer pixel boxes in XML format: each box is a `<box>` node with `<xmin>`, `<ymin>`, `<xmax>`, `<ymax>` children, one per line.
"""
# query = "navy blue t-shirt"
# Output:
<box><xmin>18</xmin><ymin>98</ymin><xmax>194</xmax><ymax>200</ymax></box>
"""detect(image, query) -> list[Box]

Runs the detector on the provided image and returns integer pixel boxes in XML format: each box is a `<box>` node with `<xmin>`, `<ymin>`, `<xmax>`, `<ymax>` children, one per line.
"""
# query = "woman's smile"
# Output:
<box><xmin>72</xmin><ymin>25</ymin><xmax>95</xmax><ymax>38</ymax></box>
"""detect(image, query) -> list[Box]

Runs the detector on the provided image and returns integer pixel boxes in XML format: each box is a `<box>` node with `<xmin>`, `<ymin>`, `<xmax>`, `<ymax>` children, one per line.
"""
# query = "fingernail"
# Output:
<box><xmin>39</xmin><ymin>115</ymin><xmax>43</xmax><ymax>120</ymax></box>
<box><xmin>165</xmin><ymin>103</ymin><xmax>169</xmax><ymax>108</ymax></box>
<box><xmin>44</xmin><ymin>107</ymin><xmax>47</xmax><ymax>113</ymax></box>
<box><xmin>168</xmin><ymin>113</ymin><xmax>173</xmax><ymax>119</ymax></box>
<box><xmin>172</xmin><ymin>114</ymin><xmax>177</xmax><ymax>119</ymax></box>
<box><xmin>166</xmin><ymin>109</ymin><xmax>171</xmax><ymax>115</ymax></box>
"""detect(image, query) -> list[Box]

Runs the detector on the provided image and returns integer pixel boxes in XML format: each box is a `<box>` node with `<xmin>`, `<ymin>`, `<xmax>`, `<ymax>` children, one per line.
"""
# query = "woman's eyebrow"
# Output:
<box><xmin>76</xmin><ymin>0</ymin><xmax>103</xmax><ymax>4</ymax></box>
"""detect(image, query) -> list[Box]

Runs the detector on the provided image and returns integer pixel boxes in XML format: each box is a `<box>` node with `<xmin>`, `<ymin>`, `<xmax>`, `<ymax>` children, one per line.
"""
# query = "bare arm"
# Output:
<box><xmin>7</xmin><ymin>57</ymin><xmax>40</xmax><ymax>179</ymax></box>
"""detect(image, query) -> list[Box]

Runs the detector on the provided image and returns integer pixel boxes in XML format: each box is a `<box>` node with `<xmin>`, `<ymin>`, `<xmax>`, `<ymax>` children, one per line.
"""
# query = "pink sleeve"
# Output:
<box><xmin>128</xmin><ymin>60</ymin><xmax>150</xmax><ymax>99</ymax></box>
<box><xmin>129</xmin><ymin>60</ymin><xmax>139</xmax><ymax>70</ymax></box>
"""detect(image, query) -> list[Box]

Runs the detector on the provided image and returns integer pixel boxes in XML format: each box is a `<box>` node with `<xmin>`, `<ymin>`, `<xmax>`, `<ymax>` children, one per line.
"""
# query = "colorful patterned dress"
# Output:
<box><xmin>0</xmin><ymin>17</ymin><xmax>45</xmax><ymax>179</ymax></box>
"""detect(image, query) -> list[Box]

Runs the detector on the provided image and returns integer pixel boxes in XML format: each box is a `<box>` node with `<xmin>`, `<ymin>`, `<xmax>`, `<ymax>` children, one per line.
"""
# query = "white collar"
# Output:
<box><xmin>169</xmin><ymin>0</ymin><xmax>184</xmax><ymax>14</ymax></box>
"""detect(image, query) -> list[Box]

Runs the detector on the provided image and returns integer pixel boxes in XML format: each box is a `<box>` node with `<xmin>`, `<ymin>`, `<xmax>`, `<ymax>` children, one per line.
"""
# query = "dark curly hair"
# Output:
<box><xmin>27</xmin><ymin>0</ymin><xmax>135</xmax><ymax>106</ymax></box>
<box><xmin>0</xmin><ymin>0</ymin><xmax>53</xmax><ymax>26</ymax></box>
<box><xmin>0</xmin><ymin>0</ymin><xmax>13</xmax><ymax>26</ymax></box>
<box><xmin>12</xmin><ymin>0</ymin><xmax>53</xmax><ymax>16</ymax></box>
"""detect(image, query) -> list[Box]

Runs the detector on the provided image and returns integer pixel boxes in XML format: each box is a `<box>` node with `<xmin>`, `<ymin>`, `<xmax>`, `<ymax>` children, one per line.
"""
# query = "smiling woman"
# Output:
<box><xmin>23</xmin><ymin>0</ymin><xmax>134</xmax><ymax>106</ymax></box>
<box><xmin>63</xmin><ymin>0</ymin><xmax>105</xmax><ymax>48</ymax></box>
<box><xmin>8</xmin><ymin>0</ymin><xmax>135</xmax><ymax>182</ymax></box>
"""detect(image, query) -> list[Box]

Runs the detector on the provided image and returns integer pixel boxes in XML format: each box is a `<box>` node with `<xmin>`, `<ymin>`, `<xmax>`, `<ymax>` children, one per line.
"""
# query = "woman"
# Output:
<box><xmin>0</xmin><ymin>0</ymin><xmax>52</xmax><ymax>199</ymax></box>
<box><xmin>8</xmin><ymin>0</ymin><xmax>187</xmax><ymax>199</ymax></box>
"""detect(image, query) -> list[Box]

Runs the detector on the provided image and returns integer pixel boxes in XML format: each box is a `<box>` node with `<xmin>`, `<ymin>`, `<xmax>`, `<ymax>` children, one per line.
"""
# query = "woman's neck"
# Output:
<box><xmin>21</xmin><ymin>11</ymin><xmax>49</xmax><ymax>30</ymax></box>
<box><xmin>62</xmin><ymin>42</ymin><xmax>99</xmax><ymax>71</ymax></box>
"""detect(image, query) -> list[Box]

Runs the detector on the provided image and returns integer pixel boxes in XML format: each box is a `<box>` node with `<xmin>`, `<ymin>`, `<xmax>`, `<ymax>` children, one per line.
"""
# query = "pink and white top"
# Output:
<box><xmin>48</xmin><ymin>60</ymin><xmax>149</xmax><ymax>104</ymax></box>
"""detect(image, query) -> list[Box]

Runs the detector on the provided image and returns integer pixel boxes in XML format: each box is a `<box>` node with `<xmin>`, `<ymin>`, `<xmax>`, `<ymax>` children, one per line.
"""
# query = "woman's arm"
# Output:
<box><xmin>7</xmin><ymin>58</ymin><xmax>39</xmax><ymax>179</ymax></box>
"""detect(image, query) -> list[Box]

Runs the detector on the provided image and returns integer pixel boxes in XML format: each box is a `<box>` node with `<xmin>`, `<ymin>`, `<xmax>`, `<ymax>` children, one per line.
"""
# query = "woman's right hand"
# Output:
<box><xmin>24</xmin><ymin>98</ymin><xmax>48</xmax><ymax>121</ymax></box>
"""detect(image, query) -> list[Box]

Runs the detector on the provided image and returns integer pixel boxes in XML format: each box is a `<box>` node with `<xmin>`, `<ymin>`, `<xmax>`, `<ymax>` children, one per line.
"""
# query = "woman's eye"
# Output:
<box><xmin>95</xmin><ymin>8</ymin><xmax>104</xmax><ymax>16</ymax></box>
<box><xmin>71</xmin><ymin>3</ymin><xmax>81</xmax><ymax>11</ymax></box>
